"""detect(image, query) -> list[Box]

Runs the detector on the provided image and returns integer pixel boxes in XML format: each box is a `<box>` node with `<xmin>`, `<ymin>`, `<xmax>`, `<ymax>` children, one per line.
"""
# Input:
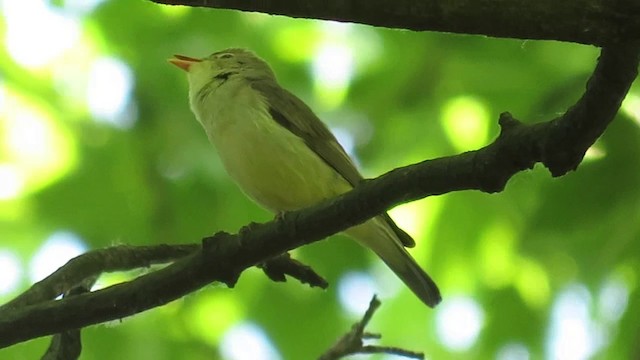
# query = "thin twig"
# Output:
<box><xmin>318</xmin><ymin>296</ymin><xmax>424</xmax><ymax>360</ymax></box>
<box><xmin>259</xmin><ymin>252</ymin><xmax>329</xmax><ymax>289</ymax></box>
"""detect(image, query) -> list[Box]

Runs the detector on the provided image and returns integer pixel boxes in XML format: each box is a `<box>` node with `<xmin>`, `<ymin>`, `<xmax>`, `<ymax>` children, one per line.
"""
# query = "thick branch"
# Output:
<box><xmin>0</xmin><ymin>43</ymin><xmax>637</xmax><ymax>348</ymax></box>
<box><xmin>41</xmin><ymin>282</ymin><xmax>94</xmax><ymax>360</ymax></box>
<box><xmin>151</xmin><ymin>0</ymin><xmax>640</xmax><ymax>46</ymax></box>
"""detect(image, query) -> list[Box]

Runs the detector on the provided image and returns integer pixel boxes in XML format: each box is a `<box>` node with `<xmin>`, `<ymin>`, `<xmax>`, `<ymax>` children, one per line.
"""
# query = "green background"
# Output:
<box><xmin>1</xmin><ymin>1</ymin><xmax>639</xmax><ymax>359</ymax></box>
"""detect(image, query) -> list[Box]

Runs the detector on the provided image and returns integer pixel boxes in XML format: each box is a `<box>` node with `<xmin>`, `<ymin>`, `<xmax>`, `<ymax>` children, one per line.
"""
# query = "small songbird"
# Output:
<box><xmin>169</xmin><ymin>48</ymin><xmax>441</xmax><ymax>307</ymax></box>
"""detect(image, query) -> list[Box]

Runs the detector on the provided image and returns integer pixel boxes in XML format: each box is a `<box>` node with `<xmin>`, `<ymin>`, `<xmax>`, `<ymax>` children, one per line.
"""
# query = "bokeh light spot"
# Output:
<box><xmin>388</xmin><ymin>203</ymin><xmax>424</xmax><ymax>243</ymax></box>
<box><xmin>271</xmin><ymin>25</ymin><xmax>319</xmax><ymax>62</ymax></box>
<box><xmin>338</xmin><ymin>271</ymin><xmax>377</xmax><ymax>316</ymax></box>
<box><xmin>436</xmin><ymin>296</ymin><xmax>484</xmax><ymax>351</ymax></box>
<box><xmin>515</xmin><ymin>257</ymin><xmax>550</xmax><ymax>308</ymax></box>
<box><xmin>3</xmin><ymin>0</ymin><xmax>81</xmax><ymax>69</ymax></box>
<box><xmin>0</xmin><ymin>164</ymin><xmax>25</xmax><ymax>200</ymax></box>
<box><xmin>546</xmin><ymin>284</ymin><xmax>603</xmax><ymax>360</ymax></box>
<box><xmin>0</xmin><ymin>82</ymin><xmax>5</xmax><ymax>111</ymax></box>
<box><xmin>478</xmin><ymin>222</ymin><xmax>516</xmax><ymax>288</ymax></box>
<box><xmin>186</xmin><ymin>291</ymin><xmax>244</xmax><ymax>345</ymax></box>
<box><xmin>1</xmin><ymin>89</ymin><xmax>78</xmax><ymax>198</ymax></box>
<box><xmin>330</xmin><ymin>126</ymin><xmax>357</xmax><ymax>160</ymax></box>
<box><xmin>312</xmin><ymin>43</ymin><xmax>354</xmax><ymax>109</ymax></box>
<box><xmin>598</xmin><ymin>275</ymin><xmax>629</xmax><ymax>323</ymax></box>
<box><xmin>29</xmin><ymin>231</ymin><xmax>87</xmax><ymax>282</ymax></box>
<box><xmin>583</xmin><ymin>144</ymin><xmax>606</xmax><ymax>162</ymax></box>
<box><xmin>220</xmin><ymin>322</ymin><xmax>282</xmax><ymax>360</ymax></box>
<box><xmin>441</xmin><ymin>96</ymin><xmax>490</xmax><ymax>152</ymax></box>
<box><xmin>87</xmin><ymin>57</ymin><xmax>135</xmax><ymax>129</ymax></box>
<box><xmin>313</xmin><ymin>43</ymin><xmax>354</xmax><ymax>89</ymax></box>
<box><xmin>0</xmin><ymin>250</ymin><xmax>22</xmax><ymax>295</ymax></box>
<box><xmin>496</xmin><ymin>342</ymin><xmax>530</xmax><ymax>360</ymax></box>
<box><xmin>62</xmin><ymin>0</ymin><xmax>106</xmax><ymax>15</ymax></box>
<box><xmin>621</xmin><ymin>93</ymin><xmax>640</xmax><ymax>127</ymax></box>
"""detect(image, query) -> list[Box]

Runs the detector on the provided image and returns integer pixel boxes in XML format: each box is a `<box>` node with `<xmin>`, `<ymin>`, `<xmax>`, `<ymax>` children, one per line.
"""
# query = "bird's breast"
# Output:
<box><xmin>196</xmin><ymin>86</ymin><xmax>351</xmax><ymax>212</ymax></box>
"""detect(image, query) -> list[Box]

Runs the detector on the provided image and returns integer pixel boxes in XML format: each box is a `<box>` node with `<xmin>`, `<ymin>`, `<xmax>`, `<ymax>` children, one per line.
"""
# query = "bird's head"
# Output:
<box><xmin>169</xmin><ymin>48</ymin><xmax>276</xmax><ymax>98</ymax></box>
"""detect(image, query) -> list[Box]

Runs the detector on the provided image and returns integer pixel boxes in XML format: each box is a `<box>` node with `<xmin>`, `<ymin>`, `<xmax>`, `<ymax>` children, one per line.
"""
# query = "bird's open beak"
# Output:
<box><xmin>168</xmin><ymin>54</ymin><xmax>202</xmax><ymax>71</ymax></box>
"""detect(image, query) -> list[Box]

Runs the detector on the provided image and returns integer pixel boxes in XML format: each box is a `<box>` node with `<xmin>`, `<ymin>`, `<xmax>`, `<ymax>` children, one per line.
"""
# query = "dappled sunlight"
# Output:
<box><xmin>0</xmin><ymin>82</ymin><xmax>4</xmax><ymax>111</ymax></box>
<box><xmin>441</xmin><ymin>255</ymin><xmax>476</xmax><ymax>293</ymax></box>
<box><xmin>621</xmin><ymin>92</ymin><xmax>640</xmax><ymax>126</ymax></box>
<box><xmin>0</xmin><ymin>164</ymin><xmax>24</xmax><ymax>200</ymax></box>
<box><xmin>311</xmin><ymin>22</ymin><xmax>381</xmax><ymax>110</ymax></box>
<box><xmin>29</xmin><ymin>231</ymin><xmax>87</xmax><ymax>282</ymax></box>
<box><xmin>87</xmin><ymin>57</ymin><xmax>136</xmax><ymax>129</ymax></box>
<box><xmin>61</xmin><ymin>0</ymin><xmax>106</xmax><ymax>15</ymax></box>
<box><xmin>185</xmin><ymin>291</ymin><xmax>244</xmax><ymax>345</ymax></box>
<box><xmin>0</xmin><ymin>2</ymin><xmax>637</xmax><ymax>358</ymax></box>
<box><xmin>0</xmin><ymin>88</ymin><xmax>78</xmax><ymax>199</ymax></box>
<box><xmin>93</xmin><ymin>271</ymin><xmax>132</xmax><ymax>291</ymax></box>
<box><xmin>496</xmin><ymin>342</ymin><xmax>530</xmax><ymax>360</ymax></box>
<box><xmin>270</xmin><ymin>23</ymin><xmax>320</xmax><ymax>62</ymax></box>
<box><xmin>441</xmin><ymin>96</ymin><xmax>491</xmax><ymax>152</ymax></box>
<box><xmin>0</xmin><ymin>197</ymin><xmax>28</xmax><ymax>222</ymax></box>
<box><xmin>337</xmin><ymin>271</ymin><xmax>377</xmax><ymax>316</ymax></box>
<box><xmin>546</xmin><ymin>284</ymin><xmax>603</xmax><ymax>360</ymax></box>
<box><xmin>478</xmin><ymin>221</ymin><xmax>517</xmax><ymax>289</ymax></box>
<box><xmin>312</xmin><ymin>42</ymin><xmax>354</xmax><ymax>109</ymax></box>
<box><xmin>388</xmin><ymin>198</ymin><xmax>444</xmax><ymax>263</ymax></box>
<box><xmin>50</xmin><ymin>38</ymin><xmax>103</xmax><ymax>116</ymax></box>
<box><xmin>515</xmin><ymin>257</ymin><xmax>550</xmax><ymax>309</ymax></box>
<box><xmin>370</xmin><ymin>261</ymin><xmax>402</xmax><ymax>301</ymax></box>
<box><xmin>3</xmin><ymin>0</ymin><xmax>81</xmax><ymax>69</ymax></box>
<box><xmin>272</xmin><ymin>20</ymin><xmax>381</xmax><ymax>73</ymax></box>
<box><xmin>220</xmin><ymin>322</ymin><xmax>282</xmax><ymax>360</ymax></box>
<box><xmin>330</xmin><ymin>126</ymin><xmax>357</xmax><ymax>161</ymax></box>
<box><xmin>597</xmin><ymin>272</ymin><xmax>630</xmax><ymax>324</ymax></box>
<box><xmin>583</xmin><ymin>144</ymin><xmax>606</xmax><ymax>162</ymax></box>
<box><xmin>436</xmin><ymin>296</ymin><xmax>484</xmax><ymax>351</ymax></box>
<box><xmin>0</xmin><ymin>249</ymin><xmax>22</xmax><ymax>296</ymax></box>
<box><xmin>388</xmin><ymin>201</ymin><xmax>433</xmax><ymax>245</ymax></box>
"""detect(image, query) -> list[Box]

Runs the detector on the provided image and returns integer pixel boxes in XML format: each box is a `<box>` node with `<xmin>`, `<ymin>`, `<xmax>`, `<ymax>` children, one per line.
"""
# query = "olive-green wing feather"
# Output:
<box><xmin>251</xmin><ymin>80</ymin><xmax>361</xmax><ymax>184</ymax></box>
<box><xmin>250</xmin><ymin>79</ymin><xmax>416</xmax><ymax>248</ymax></box>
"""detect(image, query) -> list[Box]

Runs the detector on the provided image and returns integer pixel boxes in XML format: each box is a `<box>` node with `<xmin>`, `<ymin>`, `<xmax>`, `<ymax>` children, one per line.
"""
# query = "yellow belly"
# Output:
<box><xmin>201</xmin><ymin>91</ymin><xmax>351</xmax><ymax>213</ymax></box>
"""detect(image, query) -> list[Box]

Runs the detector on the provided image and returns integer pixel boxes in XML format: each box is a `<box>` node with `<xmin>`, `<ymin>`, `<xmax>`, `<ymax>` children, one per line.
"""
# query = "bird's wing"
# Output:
<box><xmin>251</xmin><ymin>79</ymin><xmax>362</xmax><ymax>185</ymax></box>
<box><xmin>250</xmin><ymin>79</ymin><xmax>416</xmax><ymax>248</ymax></box>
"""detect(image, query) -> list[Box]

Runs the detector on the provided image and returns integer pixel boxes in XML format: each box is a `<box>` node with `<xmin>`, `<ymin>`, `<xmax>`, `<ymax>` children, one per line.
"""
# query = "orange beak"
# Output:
<box><xmin>168</xmin><ymin>54</ymin><xmax>202</xmax><ymax>71</ymax></box>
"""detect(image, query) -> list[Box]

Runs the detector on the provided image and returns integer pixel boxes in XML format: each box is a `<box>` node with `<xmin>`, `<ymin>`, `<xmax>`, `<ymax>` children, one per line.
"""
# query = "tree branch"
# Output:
<box><xmin>41</xmin><ymin>280</ymin><xmax>95</xmax><ymax>360</ymax></box>
<box><xmin>150</xmin><ymin>0</ymin><xmax>640</xmax><ymax>46</ymax></box>
<box><xmin>0</xmin><ymin>243</ymin><xmax>327</xmax><ymax>314</ymax></box>
<box><xmin>318</xmin><ymin>296</ymin><xmax>424</xmax><ymax>359</ymax></box>
<box><xmin>0</xmin><ymin>43</ymin><xmax>637</xmax><ymax>349</ymax></box>
<box><xmin>259</xmin><ymin>252</ymin><xmax>329</xmax><ymax>289</ymax></box>
<box><xmin>0</xmin><ymin>244</ymin><xmax>199</xmax><ymax>312</ymax></box>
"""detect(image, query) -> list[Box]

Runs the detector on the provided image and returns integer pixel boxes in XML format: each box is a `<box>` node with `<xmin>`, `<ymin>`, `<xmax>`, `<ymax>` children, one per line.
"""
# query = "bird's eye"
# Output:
<box><xmin>218</xmin><ymin>53</ymin><xmax>234</xmax><ymax>59</ymax></box>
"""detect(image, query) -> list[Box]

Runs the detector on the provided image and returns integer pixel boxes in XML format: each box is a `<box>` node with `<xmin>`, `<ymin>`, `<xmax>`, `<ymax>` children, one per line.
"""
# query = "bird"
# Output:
<box><xmin>169</xmin><ymin>48</ymin><xmax>441</xmax><ymax>307</ymax></box>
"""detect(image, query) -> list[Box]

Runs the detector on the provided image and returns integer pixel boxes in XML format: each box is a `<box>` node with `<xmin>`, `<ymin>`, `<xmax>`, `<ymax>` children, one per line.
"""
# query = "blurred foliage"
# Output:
<box><xmin>1</xmin><ymin>0</ymin><xmax>639</xmax><ymax>359</ymax></box>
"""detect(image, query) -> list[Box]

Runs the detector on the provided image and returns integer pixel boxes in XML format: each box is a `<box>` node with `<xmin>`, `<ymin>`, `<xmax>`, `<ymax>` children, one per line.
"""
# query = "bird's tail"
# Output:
<box><xmin>346</xmin><ymin>217</ymin><xmax>441</xmax><ymax>308</ymax></box>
